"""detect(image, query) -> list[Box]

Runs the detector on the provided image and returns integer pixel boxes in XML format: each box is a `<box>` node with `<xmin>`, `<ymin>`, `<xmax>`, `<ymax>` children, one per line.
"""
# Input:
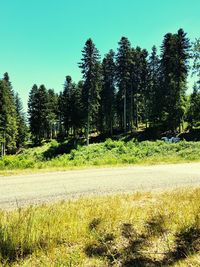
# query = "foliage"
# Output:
<box><xmin>1</xmin><ymin>140</ymin><xmax>200</xmax><ymax>172</ymax></box>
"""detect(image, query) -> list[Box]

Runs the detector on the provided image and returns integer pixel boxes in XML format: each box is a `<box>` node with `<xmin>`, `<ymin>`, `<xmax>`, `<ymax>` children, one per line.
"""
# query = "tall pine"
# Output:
<box><xmin>101</xmin><ymin>49</ymin><xmax>116</xmax><ymax>135</ymax></box>
<box><xmin>116</xmin><ymin>37</ymin><xmax>132</xmax><ymax>132</ymax></box>
<box><xmin>0</xmin><ymin>73</ymin><xmax>17</xmax><ymax>154</ymax></box>
<box><xmin>79</xmin><ymin>38</ymin><xmax>101</xmax><ymax>145</ymax></box>
<box><xmin>15</xmin><ymin>93</ymin><xmax>28</xmax><ymax>148</ymax></box>
<box><xmin>160</xmin><ymin>29</ymin><xmax>190</xmax><ymax>131</ymax></box>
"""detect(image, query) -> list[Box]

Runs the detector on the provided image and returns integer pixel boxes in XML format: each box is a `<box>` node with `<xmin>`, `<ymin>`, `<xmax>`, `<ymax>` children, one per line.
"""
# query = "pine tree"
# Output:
<box><xmin>70</xmin><ymin>81</ymin><xmax>84</xmax><ymax>136</ymax></box>
<box><xmin>192</xmin><ymin>38</ymin><xmax>200</xmax><ymax>86</ymax></box>
<box><xmin>62</xmin><ymin>75</ymin><xmax>74</xmax><ymax>136</ymax></box>
<box><xmin>0</xmin><ymin>74</ymin><xmax>17</xmax><ymax>154</ymax></box>
<box><xmin>160</xmin><ymin>29</ymin><xmax>190</xmax><ymax>132</ymax></box>
<box><xmin>116</xmin><ymin>37</ymin><xmax>132</xmax><ymax>132</ymax></box>
<box><xmin>129</xmin><ymin>47</ymin><xmax>148</xmax><ymax>129</ymax></box>
<box><xmin>46</xmin><ymin>89</ymin><xmax>58</xmax><ymax>139</ymax></box>
<box><xmin>186</xmin><ymin>84</ymin><xmax>200</xmax><ymax>128</ymax></box>
<box><xmin>57</xmin><ymin>91</ymin><xmax>65</xmax><ymax>139</ymax></box>
<box><xmin>148</xmin><ymin>46</ymin><xmax>161</xmax><ymax>126</ymax></box>
<box><xmin>79</xmin><ymin>38</ymin><xmax>101</xmax><ymax>145</ymax></box>
<box><xmin>137</xmin><ymin>48</ymin><xmax>149</xmax><ymax>127</ymax></box>
<box><xmin>0</xmin><ymin>80</ymin><xmax>8</xmax><ymax>155</ymax></box>
<box><xmin>101</xmin><ymin>49</ymin><xmax>116</xmax><ymax>135</ymax></box>
<box><xmin>28</xmin><ymin>84</ymin><xmax>49</xmax><ymax>143</ymax></box>
<box><xmin>28</xmin><ymin>84</ymin><xmax>39</xmax><ymax>143</ymax></box>
<box><xmin>15</xmin><ymin>93</ymin><xmax>28</xmax><ymax>148</ymax></box>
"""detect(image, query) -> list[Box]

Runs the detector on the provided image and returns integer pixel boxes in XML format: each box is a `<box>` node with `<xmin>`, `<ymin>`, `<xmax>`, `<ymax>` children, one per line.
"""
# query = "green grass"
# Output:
<box><xmin>1</xmin><ymin>139</ymin><xmax>200</xmax><ymax>175</ymax></box>
<box><xmin>0</xmin><ymin>188</ymin><xmax>200</xmax><ymax>266</ymax></box>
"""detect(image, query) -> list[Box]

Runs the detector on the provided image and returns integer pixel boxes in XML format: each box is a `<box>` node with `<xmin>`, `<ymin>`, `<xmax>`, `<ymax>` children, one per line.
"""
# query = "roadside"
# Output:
<box><xmin>0</xmin><ymin>187</ymin><xmax>200</xmax><ymax>266</ymax></box>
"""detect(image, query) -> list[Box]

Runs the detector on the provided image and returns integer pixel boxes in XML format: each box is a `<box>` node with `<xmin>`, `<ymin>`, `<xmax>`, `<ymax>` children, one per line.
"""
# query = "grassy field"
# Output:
<box><xmin>0</xmin><ymin>139</ymin><xmax>200</xmax><ymax>175</ymax></box>
<box><xmin>0</xmin><ymin>188</ymin><xmax>199</xmax><ymax>266</ymax></box>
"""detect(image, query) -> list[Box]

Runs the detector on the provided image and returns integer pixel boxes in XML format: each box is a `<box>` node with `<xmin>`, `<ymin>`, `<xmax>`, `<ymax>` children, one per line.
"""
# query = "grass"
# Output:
<box><xmin>1</xmin><ymin>139</ymin><xmax>200</xmax><ymax>175</ymax></box>
<box><xmin>0</xmin><ymin>188</ymin><xmax>200</xmax><ymax>266</ymax></box>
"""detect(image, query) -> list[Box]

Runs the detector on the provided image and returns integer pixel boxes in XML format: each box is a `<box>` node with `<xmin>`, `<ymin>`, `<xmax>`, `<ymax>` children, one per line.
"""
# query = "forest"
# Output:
<box><xmin>0</xmin><ymin>28</ymin><xmax>200</xmax><ymax>155</ymax></box>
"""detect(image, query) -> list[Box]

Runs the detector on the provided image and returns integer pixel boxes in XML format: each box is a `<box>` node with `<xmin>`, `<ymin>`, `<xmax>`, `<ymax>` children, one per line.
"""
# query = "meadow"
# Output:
<box><xmin>0</xmin><ymin>188</ymin><xmax>199</xmax><ymax>266</ymax></box>
<box><xmin>0</xmin><ymin>139</ymin><xmax>200</xmax><ymax>174</ymax></box>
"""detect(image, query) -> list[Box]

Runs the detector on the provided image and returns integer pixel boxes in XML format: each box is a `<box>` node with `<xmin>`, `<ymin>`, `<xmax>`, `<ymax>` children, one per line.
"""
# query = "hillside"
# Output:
<box><xmin>1</xmin><ymin>139</ymin><xmax>200</xmax><ymax>174</ymax></box>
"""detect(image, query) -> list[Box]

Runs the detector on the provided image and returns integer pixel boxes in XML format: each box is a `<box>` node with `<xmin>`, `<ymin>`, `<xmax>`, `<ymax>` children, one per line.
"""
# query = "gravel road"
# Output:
<box><xmin>1</xmin><ymin>163</ymin><xmax>200</xmax><ymax>209</ymax></box>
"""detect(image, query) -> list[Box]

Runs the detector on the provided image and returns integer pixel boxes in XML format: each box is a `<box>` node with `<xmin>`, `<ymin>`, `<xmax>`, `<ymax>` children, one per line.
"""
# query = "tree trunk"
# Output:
<box><xmin>130</xmin><ymin>86</ymin><xmax>134</xmax><ymax>132</ymax></box>
<box><xmin>110</xmin><ymin>119</ymin><xmax>113</xmax><ymax>136</ymax></box>
<box><xmin>86</xmin><ymin>112</ymin><xmax>90</xmax><ymax>145</ymax></box>
<box><xmin>135</xmin><ymin>94</ymin><xmax>138</xmax><ymax>129</ymax></box>
<box><xmin>124</xmin><ymin>88</ymin><xmax>126</xmax><ymax>133</ymax></box>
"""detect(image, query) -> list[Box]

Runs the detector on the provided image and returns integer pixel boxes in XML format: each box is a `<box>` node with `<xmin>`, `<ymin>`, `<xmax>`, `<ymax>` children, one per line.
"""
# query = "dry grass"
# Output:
<box><xmin>0</xmin><ymin>188</ymin><xmax>200</xmax><ymax>266</ymax></box>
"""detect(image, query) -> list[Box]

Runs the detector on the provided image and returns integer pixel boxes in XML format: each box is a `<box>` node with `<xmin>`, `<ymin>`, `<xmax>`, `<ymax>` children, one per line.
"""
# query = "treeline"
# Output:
<box><xmin>0</xmin><ymin>29</ymin><xmax>200</xmax><ymax>153</ymax></box>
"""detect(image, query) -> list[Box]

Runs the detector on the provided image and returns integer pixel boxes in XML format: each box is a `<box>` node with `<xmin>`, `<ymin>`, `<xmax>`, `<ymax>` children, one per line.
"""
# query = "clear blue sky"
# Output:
<box><xmin>0</xmin><ymin>0</ymin><xmax>199</xmax><ymax>110</ymax></box>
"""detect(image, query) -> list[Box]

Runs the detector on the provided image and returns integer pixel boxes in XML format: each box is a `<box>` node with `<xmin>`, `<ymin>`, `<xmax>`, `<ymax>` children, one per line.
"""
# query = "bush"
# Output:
<box><xmin>1</xmin><ymin>140</ymin><xmax>200</xmax><ymax>171</ymax></box>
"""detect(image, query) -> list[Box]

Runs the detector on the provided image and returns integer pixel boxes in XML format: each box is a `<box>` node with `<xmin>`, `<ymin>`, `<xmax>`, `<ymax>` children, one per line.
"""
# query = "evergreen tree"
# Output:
<box><xmin>62</xmin><ymin>75</ymin><xmax>74</xmax><ymax>136</ymax></box>
<box><xmin>46</xmin><ymin>89</ymin><xmax>58</xmax><ymax>139</ymax></box>
<box><xmin>15</xmin><ymin>93</ymin><xmax>28</xmax><ymax>148</ymax></box>
<box><xmin>192</xmin><ymin>38</ymin><xmax>200</xmax><ymax>86</ymax></box>
<box><xmin>116</xmin><ymin>37</ymin><xmax>132</xmax><ymax>132</ymax></box>
<box><xmin>186</xmin><ymin>84</ymin><xmax>200</xmax><ymax>128</ymax></box>
<box><xmin>69</xmin><ymin>81</ymin><xmax>84</xmax><ymax>136</ymax></box>
<box><xmin>57</xmin><ymin>91</ymin><xmax>65</xmax><ymax>139</ymax></box>
<box><xmin>0</xmin><ymin>74</ymin><xmax>17</xmax><ymax>154</ymax></box>
<box><xmin>28</xmin><ymin>84</ymin><xmax>39</xmax><ymax>143</ymax></box>
<box><xmin>148</xmin><ymin>46</ymin><xmax>161</xmax><ymax>126</ymax></box>
<box><xmin>28</xmin><ymin>84</ymin><xmax>49</xmax><ymax>143</ymax></box>
<box><xmin>160</xmin><ymin>29</ymin><xmax>190</xmax><ymax>131</ymax></box>
<box><xmin>129</xmin><ymin>47</ymin><xmax>148</xmax><ymax>129</ymax></box>
<box><xmin>101</xmin><ymin>49</ymin><xmax>116</xmax><ymax>135</ymax></box>
<box><xmin>79</xmin><ymin>38</ymin><xmax>101</xmax><ymax>145</ymax></box>
<box><xmin>58</xmin><ymin>76</ymin><xmax>83</xmax><ymax>138</ymax></box>
<box><xmin>137</xmin><ymin>48</ymin><xmax>149</xmax><ymax>127</ymax></box>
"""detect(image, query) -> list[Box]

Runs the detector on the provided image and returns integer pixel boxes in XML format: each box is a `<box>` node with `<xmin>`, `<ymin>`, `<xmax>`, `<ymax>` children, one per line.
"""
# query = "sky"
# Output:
<box><xmin>0</xmin><ymin>0</ymin><xmax>199</xmax><ymax>110</ymax></box>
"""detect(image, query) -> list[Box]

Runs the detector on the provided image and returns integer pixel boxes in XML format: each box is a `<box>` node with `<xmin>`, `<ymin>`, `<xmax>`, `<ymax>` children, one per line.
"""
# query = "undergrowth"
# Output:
<box><xmin>0</xmin><ymin>139</ymin><xmax>200</xmax><ymax>173</ymax></box>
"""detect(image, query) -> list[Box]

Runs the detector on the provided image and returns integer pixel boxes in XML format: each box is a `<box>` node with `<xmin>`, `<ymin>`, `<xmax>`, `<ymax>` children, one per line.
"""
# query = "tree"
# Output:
<box><xmin>136</xmin><ymin>48</ymin><xmax>149</xmax><ymax>128</ymax></box>
<box><xmin>62</xmin><ymin>75</ymin><xmax>74</xmax><ymax>136</ymax></box>
<box><xmin>192</xmin><ymin>38</ymin><xmax>200</xmax><ymax>86</ymax></box>
<box><xmin>28</xmin><ymin>84</ymin><xmax>39</xmax><ymax>142</ymax></box>
<box><xmin>28</xmin><ymin>84</ymin><xmax>49</xmax><ymax>143</ymax></box>
<box><xmin>116</xmin><ymin>37</ymin><xmax>132</xmax><ymax>132</ymax></box>
<box><xmin>148</xmin><ymin>46</ymin><xmax>161</xmax><ymax>126</ymax></box>
<box><xmin>101</xmin><ymin>49</ymin><xmax>116</xmax><ymax>135</ymax></box>
<box><xmin>186</xmin><ymin>84</ymin><xmax>200</xmax><ymax>127</ymax></box>
<box><xmin>79</xmin><ymin>38</ymin><xmax>101</xmax><ymax>145</ymax></box>
<box><xmin>160</xmin><ymin>29</ymin><xmax>190</xmax><ymax>131</ymax></box>
<box><xmin>0</xmin><ymin>73</ymin><xmax>17</xmax><ymax>154</ymax></box>
<box><xmin>46</xmin><ymin>89</ymin><xmax>58</xmax><ymax>139</ymax></box>
<box><xmin>70</xmin><ymin>81</ymin><xmax>84</xmax><ymax>136</ymax></box>
<box><xmin>15</xmin><ymin>93</ymin><xmax>28</xmax><ymax>148</ymax></box>
<box><xmin>129</xmin><ymin>47</ymin><xmax>148</xmax><ymax>129</ymax></box>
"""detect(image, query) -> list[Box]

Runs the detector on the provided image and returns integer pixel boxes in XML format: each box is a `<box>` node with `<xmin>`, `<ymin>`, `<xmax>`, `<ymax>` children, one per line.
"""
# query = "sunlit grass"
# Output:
<box><xmin>0</xmin><ymin>188</ymin><xmax>200</xmax><ymax>266</ymax></box>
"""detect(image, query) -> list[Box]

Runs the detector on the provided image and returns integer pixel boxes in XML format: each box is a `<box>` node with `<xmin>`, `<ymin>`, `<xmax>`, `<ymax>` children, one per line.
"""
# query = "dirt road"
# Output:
<box><xmin>1</xmin><ymin>163</ymin><xmax>200</xmax><ymax>209</ymax></box>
